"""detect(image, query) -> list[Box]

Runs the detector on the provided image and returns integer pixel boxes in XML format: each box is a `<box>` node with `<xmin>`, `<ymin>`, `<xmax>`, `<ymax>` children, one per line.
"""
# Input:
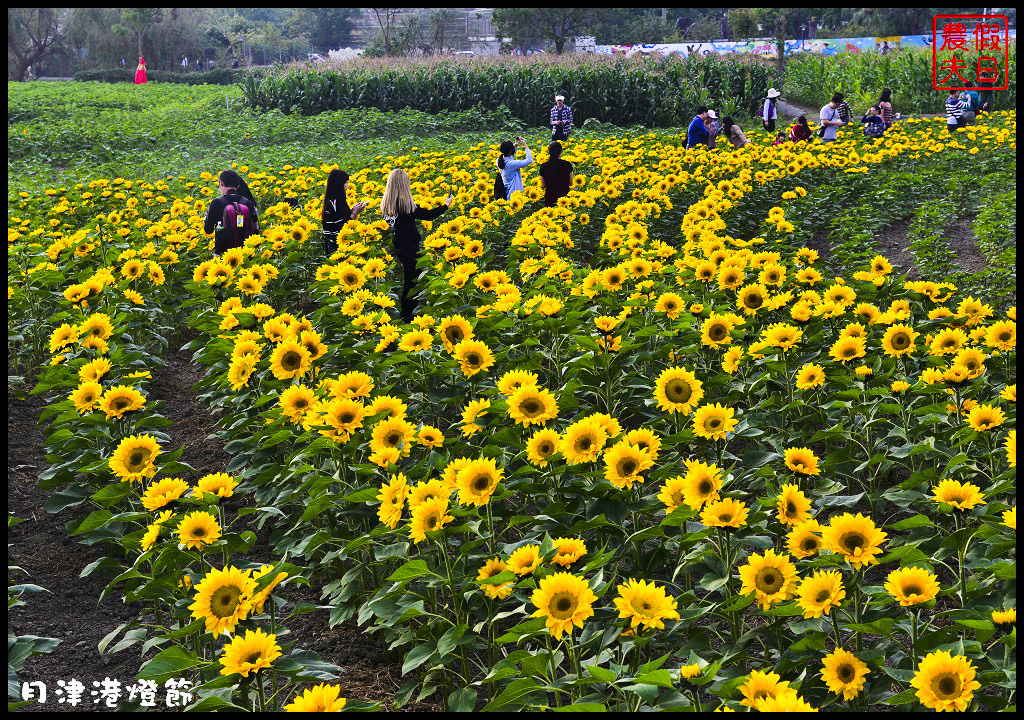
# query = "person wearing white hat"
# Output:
<box><xmin>550</xmin><ymin>94</ymin><xmax>573</xmax><ymax>142</ymax></box>
<box><xmin>762</xmin><ymin>88</ymin><xmax>781</xmax><ymax>132</ymax></box>
<box><xmin>704</xmin><ymin>109</ymin><xmax>719</xmax><ymax>149</ymax></box>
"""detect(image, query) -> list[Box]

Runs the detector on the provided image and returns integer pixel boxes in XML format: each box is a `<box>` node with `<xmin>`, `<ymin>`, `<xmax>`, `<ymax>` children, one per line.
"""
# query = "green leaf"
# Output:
<box><xmin>386</xmin><ymin>558</ymin><xmax>433</xmax><ymax>583</ymax></box>
<box><xmin>137</xmin><ymin>647</ymin><xmax>206</xmax><ymax>683</ymax></box>
<box><xmin>448</xmin><ymin>687</ymin><xmax>477</xmax><ymax>712</ymax></box>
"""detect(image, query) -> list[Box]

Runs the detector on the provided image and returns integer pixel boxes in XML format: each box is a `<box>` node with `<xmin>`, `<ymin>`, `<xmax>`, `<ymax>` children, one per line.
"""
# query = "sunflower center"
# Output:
<box><xmin>338</xmin><ymin>412</ymin><xmax>353</xmax><ymax>423</ymax></box>
<box><xmin>281</xmin><ymin>351</ymin><xmax>301</xmax><ymax>371</ymax></box>
<box><xmin>841</xmin><ymin>532</ymin><xmax>865</xmax><ymax>553</ymax></box>
<box><xmin>802</xmin><ymin>538</ymin><xmax>819</xmax><ymax>551</ymax></box>
<box><xmin>552</xmin><ymin>593</ymin><xmax>577</xmax><ymax>618</ymax></box>
<box><xmin>756</xmin><ymin>568</ymin><xmax>782</xmax><ymax>592</ymax></box>
<box><xmin>786</xmin><ymin>501</ymin><xmax>797</xmax><ymax>516</ymax></box>
<box><xmin>522</xmin><ymin>400</ymin><xmax>541</xmax><ymax>415</ymax></box>
<box><xmin>466</xmin><ymin>353</ymin><xmax>481</xmax><ymax>366</ymax></box>
<box><xmin>933</xmin><ymin>673</ymin><xmax>960</xmax><ymax>699</ymax></box>
<box><xmin>710</xmin><ymin>324</ymin><xmax>727</xmax><ymax>340</ymax></box>
<box><xmin>538</xmin><ymin>441</ymin><xmax>554</xmax><ymax>455</ymax></box>
<box><xmin>618</xmin><ymin>459</ymin><xmax>638</xmax><ymax>476</ymax></box>
<box><xmin>245</xmin><ymin>652</ymin><xmax>263</xmax><ymax>665</ymax></box>
<box><xmin>386</xmin><ymin>433</ymin><xmax>401</xmax><ymax>446</ymax></box>
<box><xmin>665</xmin><ymin>379</ymin><xmax>692</xmax><ymax>403</ymax></box>
<box><xmin>472</xmin><ymin>475</ymin><xmax>491</xmax><ymax>492</ymax></box>
<box><xmin>744</xmin><ymin>292</ymin><xmax>764</xmax><ymax>309</ymax></box>
<box><xmin>718</xmin><ymin>513</ymin><xmax>732</xmax><ymax>523</ymax></box>
<box><xmin>903</xmin><ymin>585</ymin><xmax>922</xmax><ymax>597</ymax></box>
<box><xmin>815</xmin><ymin>590</ymin><xmax>831</xmax><ymax>603</ymax></box>
<box><xmin>893</xmin><ymin>333</ymin><xmax>909</xmax><ymax>348</ymax></box>
<box><xmin>127</xmin><ymin>449</ymin><xmax>150</xmax><ymax>470</ymax></box>
<box><xmin>426</xmin><ymin>515</ymin><xmax>438</xmax><ymax>529</ymax></box>
<box><xmin>698</xmin><ymin>480</ymin><xmax>712</xmax><ymax>495</ymax></box>
<box><xmin>193</xmin><ymin>527</ymin><xmax>205</xmax><ymax>537</ymax></box>
<box><xmin>838</xmin><ymin>664</ymin><xmax>855</xmax><ymax>682</ymax></box>
<box><xmin>210</xmin><ymin>585</ymin><xmax>243</xmax><ymax>618</ymax></box>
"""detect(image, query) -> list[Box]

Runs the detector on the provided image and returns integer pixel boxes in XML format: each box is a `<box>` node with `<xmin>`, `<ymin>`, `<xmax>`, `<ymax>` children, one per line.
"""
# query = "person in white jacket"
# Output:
<box><xmin>762</xmin><ymin>87</ymin><xmax>781</xmax><ymax>132</ymax></box>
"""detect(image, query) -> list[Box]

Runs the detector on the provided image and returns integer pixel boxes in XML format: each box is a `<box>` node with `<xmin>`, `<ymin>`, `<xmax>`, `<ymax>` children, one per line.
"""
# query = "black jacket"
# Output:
<box><xmin>385</xmin><ymin>203</ymin><xmax>449</xmax><ymax>254</ymax></box>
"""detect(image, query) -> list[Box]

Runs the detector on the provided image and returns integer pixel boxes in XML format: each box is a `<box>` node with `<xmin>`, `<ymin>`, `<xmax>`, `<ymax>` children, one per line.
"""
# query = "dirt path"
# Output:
<box><xmin>8</xmin><ymin>339</ymin><xmax>440</xmax><ymax>711</ymax></box>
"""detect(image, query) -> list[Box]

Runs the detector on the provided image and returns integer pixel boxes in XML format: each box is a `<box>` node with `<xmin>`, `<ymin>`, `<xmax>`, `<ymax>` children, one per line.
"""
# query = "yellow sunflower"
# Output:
<box><xmin>776</xmin><ymin>483</ymin><xmax>812</xmax><ymax>526</ymax></box>
<box><xmin>141</xmin><ymin>477</ymin><xmax>190</xmax><ymax>511</ymax></box>
<box><xmin>526</xmin><ymin>428</ymin><xmax>561</xmax><ymax>468</ymax></box>
<box><xmin>219</xmin><ymin>628</ymin><xmax>282</xmax><ymax>677</ymax></box>
<box><xmin>796</xmin><ymin>569</ymin><xmax>845</xmax><ymax>618</ymax></box>
<box><xmin>269</xmin><ymin>340</ymin><xmax>312</xmax><ymax>381</ymax></box>
<box><xmin>795</xmin><ymin>363</ymin><xmax>826</xmax><ymax>390</ymax></box>
<box><xmin>409</xmin><ymin>496</ymin><xmax>454</xmax><ymax>544</ymax></box>
<box><xmin>787</xmin><ymin>519</ymin><xmax>824</xmax><ymax>559</ymax></box>
<box><xmin>738</xmin><ymin>548</ymin><xmax>798</xmax><ymax>610</ymax></box>
<box><xmin>109</xmin><ymin>434</ymin><xmax>161</xmax><ymax>483</ymax></box>
<box><xmin>453</xmin><ymin>338</ymin><xmax>495</xmax><ymax>377</ymax></box>
<box><xmin>700</xmin><ymin>497</ymin><xmax>748</xmax><ymax>529</ymax></box>
<box><xmin>176</xmin><ymin>510</ymin><xmax>222</xmax><ymax>551</ymax></box>
<box><xmin>613</xmin><ymin>578</ymin><xmax>680</xmax><ymax>632</ymax></box>
<box><xmin>603</xmin><ymin>441</ymin><xmax>653</xmax><ymax>490</ymax></box>
<box><xmin>653</xmin><ymin>367</ymin><xmax>704</xmax><ymax>415</ymax></box>
<box><xmin>884</xmin><ymin>566</ymin><xmax>940</xmax><ymax>607</ymax></box>
<box><xmin>691</xmin><ymin>403</ymin><xmax>738</xmax><ymax>441</ymax></box>
<box><xmin>739</xmin><ymin>670</ymin><xmax>791</xmax><ymax>708</ymax></box>
<box><xmin>680</xmin><ymin>459</ymin><xmax>723</xmax><ymax>510</ymax></box>
<box><xmin>477</xmin><ymin>558</ymin><xmax>514</xmax><ymax>600</ymax></box>
<box><xmin>911</xmin><ymin>650</ymin><xmax>981</xmax><ymax>712</ymax></box>
<box><xmin>507</xmin><ymin>386</ymin><xmax>559</xmax><ymax>426</ymax></box>
<box><xmin>821</xmin><ymin>513</ymin><xmax>887</xmax><ymax>569</ymax></box>
<box><xmin>784</xmin><ymin>447</ymin><xmax>821</xmax><ymax>476</ymax></box>
<box><xmin>455</xmin><ymin>457</ymin><xmax>503</xmax><ymax>506</ymax></box>
<box><xmin>189</xmin><ymin>565</ymin><xmax>255</xmax><ymax>635</ymax></box>
<box><xmin>821</xmin><ymin>648</ymin><xmax>870</xmax><ymax>701</ymax></box>
<box><xmin>531</xmin><ymin>572</ymin><xmax>597</xmax><ymax>639</ymax></box>
<box><xmin>284</xmin><ymin>684</ymin><xmax>347</xmax><ymax>712</ymax></box>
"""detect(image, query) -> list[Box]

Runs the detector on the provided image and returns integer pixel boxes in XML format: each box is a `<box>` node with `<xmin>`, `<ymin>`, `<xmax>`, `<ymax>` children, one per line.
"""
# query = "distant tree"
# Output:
<box><xmin>494</xmin><ymin>8</ymin><xmax>589</xmax><ymax>54</ymax></box>
<box><xmin>113</xmin><ymin>8</ymin><xmax>164</xmax><ymax>57</ymax></box>
<box><xmin>728</xmin><ymin>7</ymin><xmax>804</xmax><ymax>75</ymax></box>
<box><xmin>292</xmin><ymin>8</ymin><xmax>360</xmax><ymax>54</ymax></box>
<box><xmin>8</xmin><ymin>8</ymin><xmax>66</xmax><ymax>80</ymax></box>
<box><xmin>427</xmin><ymin>8</ymin><xmax>460</xmax><ymax>54</ymax></box>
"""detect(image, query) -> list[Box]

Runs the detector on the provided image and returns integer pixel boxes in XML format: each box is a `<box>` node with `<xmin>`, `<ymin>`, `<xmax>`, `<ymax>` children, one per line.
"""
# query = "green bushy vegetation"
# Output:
<box><xmin>784</xmin><ymin>46</ymin><xmax>1017</xmax><ymax>114</ymax></box>
<box><xmin>241</xmin><ymin>54</ymin><xmax>774</xmax><ymax>127</ymax></box>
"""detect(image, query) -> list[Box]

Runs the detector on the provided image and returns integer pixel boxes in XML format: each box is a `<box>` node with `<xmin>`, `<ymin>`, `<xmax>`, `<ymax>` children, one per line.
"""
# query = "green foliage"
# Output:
<box><xmin>784</xmin><ymin>45</ymin><xmax>1018</xmax><ymax>114</ymax></box>
<box><xmin>241</xmin><ymin>55</ymin><xmax>775</xmax><ymax>127</ymax></box>
<box><xmin>72</xmin><ymin>68</ymin><xmax>251</xmax><ymax>85</ymax></box>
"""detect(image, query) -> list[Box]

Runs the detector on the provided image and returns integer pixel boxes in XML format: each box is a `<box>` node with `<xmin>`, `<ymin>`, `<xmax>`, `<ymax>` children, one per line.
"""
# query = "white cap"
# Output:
<box><xmin>767</xmin><ymin>88</ymin><xmax>781</xmax><ymax>98</ymax></box>
<box><xmin>706</xmin><ymin>109</ymin><xmax>718</xmax><ymax>119</ymax></box>
<box><xmin>555</xmin><ymin>95</ymin><xmax>565</xmax><ymax>101</ymax></box>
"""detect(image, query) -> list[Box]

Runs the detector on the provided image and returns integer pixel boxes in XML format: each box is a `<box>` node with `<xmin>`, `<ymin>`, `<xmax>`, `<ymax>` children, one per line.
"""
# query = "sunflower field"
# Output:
<box><xmin>7</xmin><ymin>80</ymin><xmax>1017</xmax><ymax>713</ymax></box>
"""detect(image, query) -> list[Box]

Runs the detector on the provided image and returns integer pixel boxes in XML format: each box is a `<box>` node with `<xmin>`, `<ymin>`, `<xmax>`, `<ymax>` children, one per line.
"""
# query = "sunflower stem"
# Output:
<box><xmin>255</xmin><ymin>672</ymin><xmax>267</xmax><ymax>712</ymax></box>
<box><xmin>910</xmin><ymin>610</ymin><xmax>919</xmax><ymax>669</ymax></box>
<box><xmin>831</xmin><ymin>612</ymin><xmax>843</xmax><ymax>649</ymax></box>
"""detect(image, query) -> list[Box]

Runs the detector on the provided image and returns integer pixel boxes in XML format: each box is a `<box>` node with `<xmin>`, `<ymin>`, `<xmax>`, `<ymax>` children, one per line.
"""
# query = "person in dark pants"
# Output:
<box><xmin>538</xmin><ymin>141</ymin><xmax>573</xmax><ymax>207</ymax></box>
<box><xmin>203</xmin><ymin>170</ymin><xmax>259</xmax><ymax>256</ymax></box>
<box><xmin>321</xmin><ymin>169</ymin><xmax>368</xmax><ymax>256</ymax></box>
<box><xmin>380</xmin><ymin>169</ymin><xmax>452</xmax><ymax>323</ymax></box>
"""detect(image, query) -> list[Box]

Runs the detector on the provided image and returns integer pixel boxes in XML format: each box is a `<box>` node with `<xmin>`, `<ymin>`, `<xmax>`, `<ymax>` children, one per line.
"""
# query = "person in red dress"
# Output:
<box><xmin>135</xmin><ymin>56</ymin><xmax>148</xmax><ymax>85</ymax></box>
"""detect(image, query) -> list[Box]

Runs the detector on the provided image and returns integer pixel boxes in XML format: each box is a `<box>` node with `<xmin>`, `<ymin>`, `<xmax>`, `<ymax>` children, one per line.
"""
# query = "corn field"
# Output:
<box><xmin>784</xmin><ymin>45</ymin><xmax>1017</xmax><ymax>114</ymax></box>
<box><xmin>241</xmin><ymin>55</ymin><xmax>775</xmax><ymax>127</ymax></box>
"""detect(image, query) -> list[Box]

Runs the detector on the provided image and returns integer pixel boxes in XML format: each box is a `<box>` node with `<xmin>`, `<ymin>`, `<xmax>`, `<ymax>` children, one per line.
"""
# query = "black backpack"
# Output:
<box><xmin>493</xmin><ymin>171</ymin><xmax>506</xmax><ymax>201</ymax></box>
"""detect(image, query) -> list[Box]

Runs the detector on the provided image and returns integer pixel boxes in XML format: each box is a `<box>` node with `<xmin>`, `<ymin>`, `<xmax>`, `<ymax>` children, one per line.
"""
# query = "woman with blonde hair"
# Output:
<box><xmin>381</xmin><ymin>169</ymin><xmax>452</xmax><ymax>322</ymax></box>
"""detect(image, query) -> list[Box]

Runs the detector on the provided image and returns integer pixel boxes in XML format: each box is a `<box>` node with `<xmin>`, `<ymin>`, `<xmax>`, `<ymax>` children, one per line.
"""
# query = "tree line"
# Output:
<box><xmin>12</xmin><ymin>7</ymin><xmax>1009</xmax><ymax>81</ymax></box>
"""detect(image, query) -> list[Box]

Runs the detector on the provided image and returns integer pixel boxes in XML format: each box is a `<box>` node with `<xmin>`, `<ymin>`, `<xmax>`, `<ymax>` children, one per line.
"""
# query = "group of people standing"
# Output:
<box><xmin>206</xmin><ymin>95</ymin><xmax>578</xmax><ymax>324</ymax></box>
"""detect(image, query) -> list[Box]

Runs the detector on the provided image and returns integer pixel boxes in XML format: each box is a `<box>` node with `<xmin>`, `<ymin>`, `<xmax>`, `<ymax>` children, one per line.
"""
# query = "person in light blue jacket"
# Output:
<box><xmin>497</xmin><ymin>136</ymin><xmax>533</xmax><ymax>199</ymax></box>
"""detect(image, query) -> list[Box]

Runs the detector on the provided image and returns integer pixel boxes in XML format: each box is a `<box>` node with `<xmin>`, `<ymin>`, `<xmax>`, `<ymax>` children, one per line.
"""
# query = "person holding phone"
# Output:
<box><xmin>380</xmin><ymin>169</ymin><xmax>453</xmax><ymax>322</ymax></box>
<box><xmin>497</xmin><ymin>136</ymin><xmax>533</xmax><ymax>200</ymax></box>
<box><xmin>321</xmin><ymin>168</ymin><xmax>369</xmax><ymax>256</ymax></box>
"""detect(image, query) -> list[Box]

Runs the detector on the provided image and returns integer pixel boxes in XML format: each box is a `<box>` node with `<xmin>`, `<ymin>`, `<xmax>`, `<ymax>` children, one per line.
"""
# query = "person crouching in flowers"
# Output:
<box><xmin>380</xmin><ymin>169</ymin><xmax>452</xmax><ymax>323</ymax></box>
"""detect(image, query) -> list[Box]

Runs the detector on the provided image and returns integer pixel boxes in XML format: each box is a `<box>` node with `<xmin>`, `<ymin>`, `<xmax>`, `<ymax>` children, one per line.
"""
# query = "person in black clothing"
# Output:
<box><xmin>380</xmin><ymin>169</ymin><xmax>453</xmax><ymax>323</ymax></box>
<box><xmin>321</xmin><ymin>169</ymin><xmax>369</xmax><ymax>255</ymax></box>
<box><xmin>203</xmin><ymin>169</ymin><xmax>259</xmax><ymax>256</ymax></box>
<box><xmin>538</xmin><ymin>141</ymin><xmax>573</xmax><ymax>207</ymax></box>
